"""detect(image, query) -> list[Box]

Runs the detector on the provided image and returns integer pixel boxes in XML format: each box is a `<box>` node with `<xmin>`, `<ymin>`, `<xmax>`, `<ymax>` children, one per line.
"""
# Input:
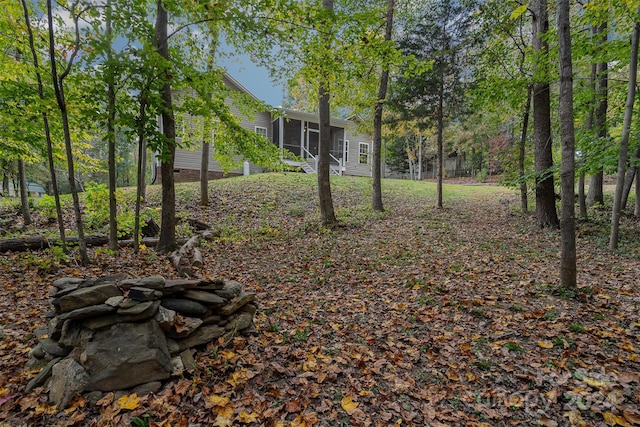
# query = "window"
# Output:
<box><xmin>344</xmin><ymin>140</ymin><xmax>349</xmax><ymax>164</ymax></box>
<box><xmin>358</xmin><ymin>142</ymin><xmax>369</xmax><ymax>164</ymax></box>
<box><xmin>255</xmin><ymin>126</ymin><xmax>268</xmax><ymax>138</ymax></box>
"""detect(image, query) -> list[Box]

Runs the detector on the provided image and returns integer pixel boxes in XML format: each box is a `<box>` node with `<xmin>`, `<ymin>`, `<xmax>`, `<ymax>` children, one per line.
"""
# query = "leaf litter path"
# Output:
<box><xmin>1</xmin><ymin>174</ymin><xmax>639</xmax><ymax>426</ymax></box>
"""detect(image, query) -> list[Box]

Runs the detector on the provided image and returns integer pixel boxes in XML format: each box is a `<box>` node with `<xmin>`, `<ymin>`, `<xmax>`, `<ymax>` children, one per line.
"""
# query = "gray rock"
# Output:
<box><xmin>139</xmin><ymin>276</ymin><xmax>166</xmax><ymax>290</ymax></box>
<box><xmin>49</xmin><ymin>282</ymin><xmax>80</xmax><ymax>298</ymax></box>
<box><xmin>161</xmin><ymin>298</ymin><xmax>208</xmax><ymax>317</ymax></box>
<box><xmin>118</xmin><ymin>298</ymin><xmax>139</xmax><ymax>309</ymax></box>
<box><xmin>201</xmin><ymin>315</ymin><xmax>222</xmax><ymax>325</ymax></box>
<box><xmin>30</xmin><ymin>343</ymin><xmax>45</xmax><ymax>359</ymax></box>
<box><xmin>225</xmin><ymin>312</ymin><xmax>254</xmax><ymax>332</ymax></box>
<box><xmin>193</xmin><ymin>279</ymin><xmax>225</xmax><ymax>290</ymax></box>
<box><xmin>214</xmin><ymin>280</ymin><xmax>244</xmax><ymax>299</ymax></box>
<box><xmin>167</xmin><ymin>316</ymin><xmax>203</xmax><ymax>339</ymax></box>
<box><xmin>219</xmin><ymin>292</ymin><xmax>256</xmax><ymax>316</ymax></box>
<box><xmin>133</xmin><ymin>381</ymin><xmax>162</xmax><ymax>396</ymax></box>
<box><xmin>239</xmin><ymin>303</ymin><xmax>258</xmax><ymax>315</ymax></box>
<box><xmin>184</xmin><ymin>290</ymin><xmax>226</xmax><ymax>306</ymax></box>
<box><xmin>84</xmin><ymin>391</ymin><xmax>104</xmax><ymax>405</ymax></box>
<box><xmin>40</xmin><ymin>338</ymin><xmax>71</xmax><ymax>357</ymax></box>
<box><xmin>57</xmin><ymin>304</ymin><xmax>116</xmax><ymax>322</ymax></box>
<box><xmin>25</xmin><ymin>357</ymin><xmax>61</xmax><ymax>393</ymax></box>
<box><xmin>129</xmin><ymin>287</ymin><xmax>164</xmax><ymax>302</ymax></box>
<box><xmin>52</xmin><ymin>277</ymin><xmax>84</xmax><ymax>290</ymax></box>
<box><xmin>117</xmin><ymin>300</ymin><xmax>154</xmax><ymax>315</ymax></box>
<box><xmin>105</xmin><ymin>296</ymin><xmax>125</xmax><ymax>307</ymax></box>
<box><xmin>49</xmin><ymin>358</ymin><xmax>89</xmax><ymax>409</ymax></box>
<box><xmin>176</xmin><ymin>325</ymin><xmax>225</xmax><ymax>351</ymax></box>
<box><xmin>180</xmin><ymin>349</ymin><xmax>197</xmax><ymax>371</ymax></box>
<box><xmin>25</xmin><ymin>356</ymin><xmax>54</xmax><ymax>372</ymax></box>
<box><xmin>83</xmin><ymin>321</ymin><xmax>171</xmax><ymax>391</ymax></box>
<box><xmin>155</xmin><ymin>306</ymin><xmax>176</xmax><ymax>332</ymax></box>
<box><xmin>83</xmin><ymin>301</ymin><xmax>160</xmax><ymax>330</ymax></box>
<box><xmin>80</xmin><ymin>274</ymin><xmax>128</xmax><ymax>288</ymax></box>
<box><xmin>171</xmin><ymin>356</ymin><xmax>184</xmax><ymax>375</ymax></box>
<box><xmin>53</xmin><ymin>283</ymin><xmax>122</xmax><ymax>313</ymax></box>
<box><xmin>58</xmin><ymin>321</ymin><xmax>94</xmax><ymax>349</ymax></box>
<box><xmin>48</xmin><ymin>317</ymin><xmax>64</xmax><ymax>341</ymax></box>
<box><xmin>166</xmin><ymin>339</ymin><xmax>180</xmax><ymax>355</ymax></box>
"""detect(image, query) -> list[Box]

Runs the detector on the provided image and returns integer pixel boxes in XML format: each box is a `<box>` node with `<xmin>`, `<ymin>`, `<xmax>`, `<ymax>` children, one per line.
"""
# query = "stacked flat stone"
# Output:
<box><xmin>26</xmin><ymin>274</ymin><xmax>257</xmax><ymax>409</ymax></box>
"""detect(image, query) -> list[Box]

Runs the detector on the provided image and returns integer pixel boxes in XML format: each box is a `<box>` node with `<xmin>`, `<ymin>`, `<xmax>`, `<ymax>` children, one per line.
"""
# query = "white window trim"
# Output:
<box><xmin>255</xmin><ymin>126</ymin><xmax>268</xmax><ymax>138</ymax></box>
<box><xmin>358</xmin><ymin>142</ymin><xmax>370</xmax><ymax>165</ymax></box>
<box><xmin>344</xmin><ymin>140</ymin><xmax>349</xmax><ymax>164</ymax></box>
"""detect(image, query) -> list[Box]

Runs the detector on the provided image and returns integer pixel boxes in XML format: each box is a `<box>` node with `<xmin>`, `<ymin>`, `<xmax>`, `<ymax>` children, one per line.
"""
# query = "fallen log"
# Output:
<box><xmin>0</xmin><ymin>235</ymin><xmax>186</xmax><ymax>253</ymax></box>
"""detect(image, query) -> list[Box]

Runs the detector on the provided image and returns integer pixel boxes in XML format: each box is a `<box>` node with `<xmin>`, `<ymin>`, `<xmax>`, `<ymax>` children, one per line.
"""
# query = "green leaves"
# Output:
<box><xmin>509</xmin><ymin>4</ymin><xmax>528</xmax><ymax>20</ymax></box>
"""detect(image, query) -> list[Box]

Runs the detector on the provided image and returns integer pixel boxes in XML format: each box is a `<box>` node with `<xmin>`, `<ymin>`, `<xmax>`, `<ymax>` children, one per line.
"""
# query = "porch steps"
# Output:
<box><xmin>283</xmin><ymin>159</ymin><xmax>317</xmax><ymax>174</ymax></box>
<box><xmin>282</xmin><ymin>158</ymin><xmax>341</xmax><ymax>175</ymax></box>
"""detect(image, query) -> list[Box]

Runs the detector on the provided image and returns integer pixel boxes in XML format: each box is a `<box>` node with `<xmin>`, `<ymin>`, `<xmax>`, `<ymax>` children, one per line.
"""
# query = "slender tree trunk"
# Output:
<box><xmin>317</xmin><ymin>0</ymin><xmax>336</xmax><ymax>225</ymax></box>
<box><xmin>201</xmin><ymin>139</ymin><xmax>210</xmax><ymax>206</ymax></box>
<box><xmin>621</xmin><ymin>163</ymin><xmax>637</xmax><ymax>210</ymax></box>
<box><xmin>519</xmin><ymin>85</ymin><xmax>532</xmax><ymax>214</ymax></box>
<box><xmin>635</xmin><ymin>167</ymin><xmax>640</xmax><ymax>217</ymax></box>
<box><xmin>106</xmin><ymin>0</ymin><xmax>118</xmax><ymax>251</ymax></box>
<box><xmin>46</xmin><ymin>0</ymin><xmax>88</xmax><ymax>264</ymax></box>
<box><xmin>154</xmin><ymin>0</ymin><xmax>177</xmax><ymax>253</ymax></box>
<box><xmin>436</xmin><ymin>77</ymin><xmax>444</xmax><ymax>209</ymax></box>
<box><xmin>372</xmin><ymin>0</ymin><xmax>394</xmax><ymax>212</ymax></box>
<box><xmin>18</xmin><ymin>160</ymin><xmax>32</xmax><ymax>226</ymax></box>
<box><xmin>610</xmin><ymin>9</ymin><xmax>640</xmax><ymax>250</ymax></box>
<box><xmin>134</xmin><ymin>93</ymin><xmax>148</xmax><ymax>254</ymax></box>
<box><xmin>20</xmin><ymin>0</ymin><xmax>66</xmax><ymax>250</ymax></box>
<box><xmin>621</xmin><ymin>131</ymin><xmax>640</xmax><ymax>209</ymax></box>
<box><xmin>587</xmin><ymin>23</ymin><xmax>608</xmax><ymax>207</ymax></box>
<box><xmin>532</xmin><ymin>0</ymin><xmax>559</xmax><ymax>228</ymax></box>
<box><xmin>557</xmin><ymin>0</ymin><xmax>576</xmax><ymax>289</ymax></box>
<box><xmin>200</xmin><ymin>48</ymin><xmax>216</xmax><ymax>207</ymax></box>
<box><xmin>579</xmin><ymin>62</ymin><xmax>597</xmax><ymax>219</ymax></box>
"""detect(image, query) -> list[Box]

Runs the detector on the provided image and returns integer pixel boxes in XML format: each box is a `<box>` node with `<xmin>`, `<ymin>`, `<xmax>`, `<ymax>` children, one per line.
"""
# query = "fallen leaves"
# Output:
<box><xmin>1</xmin><ymin>176</ymin><xmax>640</xmax><ymax>426</ymax></box>
<box><xmin>340</xmin><ymin>395</ymin><xmax>358</xmax><ymax>414</ymax></box>
<box><xmin>117</xmin><ymin>393</ymin><xmax>140</xmax><ymax>410</ymax></box>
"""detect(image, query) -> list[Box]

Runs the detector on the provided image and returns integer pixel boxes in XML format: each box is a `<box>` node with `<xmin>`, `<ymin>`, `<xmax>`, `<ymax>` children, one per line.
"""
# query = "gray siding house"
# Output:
<box><xmin>160</xmin><ymin>74</ymin><xmax>373</xmax><ymax>182</ymax></box>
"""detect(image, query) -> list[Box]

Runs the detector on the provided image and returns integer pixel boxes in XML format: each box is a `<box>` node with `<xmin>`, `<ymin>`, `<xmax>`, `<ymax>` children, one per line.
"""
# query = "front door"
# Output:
<box><xmin>306</xmin><ymin>129</ymin><xmax>319</xmax><ymax>157</ymax></box>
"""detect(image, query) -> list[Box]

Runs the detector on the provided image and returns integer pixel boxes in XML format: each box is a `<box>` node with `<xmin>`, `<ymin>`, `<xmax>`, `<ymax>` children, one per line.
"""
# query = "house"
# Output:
<box><xmin>159</xmin><ymin>74</ymin><xmax>374</xmax><ymax>182</ymax></box>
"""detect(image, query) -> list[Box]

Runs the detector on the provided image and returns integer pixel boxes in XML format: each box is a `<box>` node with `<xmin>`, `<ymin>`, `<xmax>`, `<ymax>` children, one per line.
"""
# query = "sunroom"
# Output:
<box><xmin>271</xmin><ymin>109</ymin><xmax>349</xmax><ymax>175</ymax></box>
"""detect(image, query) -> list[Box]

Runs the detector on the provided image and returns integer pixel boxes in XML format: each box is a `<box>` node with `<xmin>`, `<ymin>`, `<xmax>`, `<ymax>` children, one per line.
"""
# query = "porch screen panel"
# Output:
<box><xmin>283</xmin><ymin>119</ymin><xmax>302</xmax><ymax>157</ymax></box>
<box><xmin>330</xmin><ymin>127</ymin><xmax>344</xmax><ymax>163</ymax></box>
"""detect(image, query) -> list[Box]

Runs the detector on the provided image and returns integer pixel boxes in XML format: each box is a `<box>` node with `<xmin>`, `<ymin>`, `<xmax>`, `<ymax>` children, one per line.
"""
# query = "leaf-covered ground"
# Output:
<box><xmin>0</xmin><ymin>173</ymin><xmax>639</xmax><ymax>426</ymax></box>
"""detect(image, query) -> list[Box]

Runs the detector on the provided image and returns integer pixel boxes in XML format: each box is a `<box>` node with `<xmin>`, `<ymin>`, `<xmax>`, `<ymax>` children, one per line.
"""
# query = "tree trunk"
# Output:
<box><xmin>18</xmin><ymin>160</ymin><xmax>32</xmax><ymax>226</ymax></box>
<box><xmin>610</xmin><ymin>9</ymin><xmax>640</xmax><ymax>250</ymax></box>
<box><xmin>46</xmin><ymin>0</ymin><xmax>89</xmax><ymax>264</ymax></box>
<box><xmin>635</xmin><ymin>166</ymin><xmax>640</xmax><ymax>217</ymax></box>
<box><xmin>154</xmin><ymin>0</ymin><xmax>177</xmax><ymax>253</ymax></box>
<box><xmin>106</xmin><ymin>0</ymin><xmax>118</xmax><ymax>251</ymax></box>
<box><xmin>200</xmin><ymin>140</ymin><xmax>210</xmax><ymax>206</ymax></box>
<box><xmin>134</xmin><ymin>93</ymin><xmax>148</xmax><ymax>254</ymax></box>
<box><xmin>20</xmin><ymin>0</ymin><xmax>66</xmax><ymax>250</ymax></box>
<box><xmin>621</xmin><ymin>143</ymin><xmax>640</xmax><ymax>210</ymax></box>
<box><xmin>587</xmin><ymin>23</ymin><xmax>608</xmax><ymax>207</ymax></box>
<box><xmin>317</xmin><ymin>0</ymin><xmax>336</xmax><ymax>226</ymax></box>
<box><xmin>532</xmin><ymin>0</ymin><xmax>559</xmax><ymax>228</ymax></box>
<box><xmin>372</xmin><ymin>0</ymin><xmax>394</xmax><ymax>213</ymax></box>
<box><xmin>436</xmin><ymin>72</ymin><xmax>444</xmax><ymax>209</ymax></box>
<box><xmin>579</xmin><ymin>61</ymin><xmax>597</xmax><ymax>220</ymax></box>
<box><xmin>557</xmin><ymin>0</ymin><xmax>576</xmax><ymax>289</ymax></box>
<box><xmin>519</xmin><ymin>85</ymin><xmax>532</xmax><ymax>214</ymax></box>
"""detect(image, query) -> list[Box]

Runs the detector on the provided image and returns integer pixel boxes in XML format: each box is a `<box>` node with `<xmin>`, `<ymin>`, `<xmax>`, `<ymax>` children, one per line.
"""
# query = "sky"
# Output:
<box><xmin>219</xmin><ymin>52</ymin><xmax>285</xmax><ymax>107</ymax></box>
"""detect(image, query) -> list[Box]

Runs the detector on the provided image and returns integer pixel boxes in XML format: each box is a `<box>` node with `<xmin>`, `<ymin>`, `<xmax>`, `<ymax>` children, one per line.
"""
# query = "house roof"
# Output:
<box><xmin>27</xmin><ymin>182</ymin><xmax>45</xmax><ymax>193</ymax></box>
<box><xmin>223</xmin><ymin>72</ymin><xmax>356</xmax><ymax>128</ymax></box>
<box><xmin>278</xmin><ymin>108</ymin><xmax>353</xmax><ymax>128</ymax></box>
